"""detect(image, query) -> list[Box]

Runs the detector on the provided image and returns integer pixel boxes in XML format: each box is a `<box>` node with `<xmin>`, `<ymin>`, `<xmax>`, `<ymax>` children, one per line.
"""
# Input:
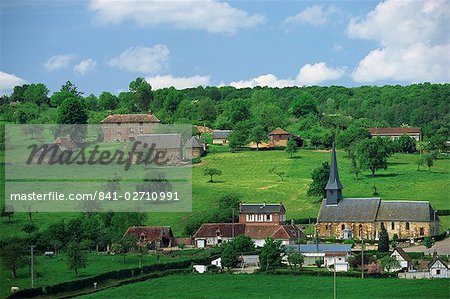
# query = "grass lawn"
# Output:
<box><xmin>81</xmin><ymin>273</ymin><xmax>450</xmax><ymax>299</ymax></box>
<box><xmin>147</xmin><ymin>148</ymin><xmax>450</xmax><ymax>235</ymax></box>
<box><xmin>0</xmin><ymin>251</ymin><xmax>206</xmax><ymax>298</ymax></box>
<box><xmin>1</xmin><ymin>149</ymin><xmax>449</xmax><ymax>238</ymax></box>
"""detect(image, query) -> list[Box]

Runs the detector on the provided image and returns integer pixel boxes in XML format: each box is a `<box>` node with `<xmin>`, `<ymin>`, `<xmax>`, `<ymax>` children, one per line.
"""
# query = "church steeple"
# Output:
<box><xmin>325</xmin><ymin>143</ymin><xmax>343</xmax><ymax>205</ymax></box>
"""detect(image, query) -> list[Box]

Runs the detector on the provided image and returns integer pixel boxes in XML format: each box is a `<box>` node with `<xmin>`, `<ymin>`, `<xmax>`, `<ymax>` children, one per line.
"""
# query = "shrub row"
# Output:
<box><xmin>8</xmin><ymin>256</ymin><xmax>212</xmax><ymax>299</ymax></box>
<box><xmin>436</xmin><ymin>210</ymin><xmax>450</xmax><ymax>216</ymax></box>
<box><xmin>270</xmin><ymin>269</ymin><xmax>397</xmax><ymax>278</ymax></box>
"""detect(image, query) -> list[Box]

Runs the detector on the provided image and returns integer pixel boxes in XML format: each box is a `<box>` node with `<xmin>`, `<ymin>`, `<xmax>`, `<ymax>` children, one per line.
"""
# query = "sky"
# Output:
<box><xmin>0</xmin><ymin>0</ymin><xmax>449</xmax><ymax>96</ymax></box>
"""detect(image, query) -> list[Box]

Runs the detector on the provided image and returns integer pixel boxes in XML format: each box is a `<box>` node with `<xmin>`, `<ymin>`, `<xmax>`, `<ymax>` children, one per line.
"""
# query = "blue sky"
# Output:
<box><xmin>1</xmin><ymin>0</ymin><xmax>449</xmax><ymax>96</ymax></box>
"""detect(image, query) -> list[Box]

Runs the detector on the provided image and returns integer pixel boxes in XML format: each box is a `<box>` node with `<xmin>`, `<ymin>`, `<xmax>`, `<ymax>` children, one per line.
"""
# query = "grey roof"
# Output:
<box><xmin>212</xmin><ymin>130</ymin><xmax>232</xmax><ymax>139</ymax></box>
<box><xmin>377</xmin><ymin>201</ymin><xmax>437</xmax><ymax>222</ymax></box>
<box><xmin>285</xmin><ymin>244</ymin><xmax>352</xmax><ymax>253</ymax></box>
<box><xmin>240</xmin><ymin>204</ymin><xmax>284</xmax><ymax>213</ymax></box>
<box><xmin>325</xmin><ymin>143</ymin><xmax>343</xmax><ymax>191</ymax></box>
<box><xmin>135</xmin><ymin>134</ymin><xmax>181</xmax><ymax>149</ymax></box>
<box><xmin>185</xmin><ymin>136</ymin><xmax>204</xmax><ymax>148</ymax></box>
<box><xmin>318</xmin><ymin>198</ymin><xmax>381</xmax><ymax>222</ymax></box>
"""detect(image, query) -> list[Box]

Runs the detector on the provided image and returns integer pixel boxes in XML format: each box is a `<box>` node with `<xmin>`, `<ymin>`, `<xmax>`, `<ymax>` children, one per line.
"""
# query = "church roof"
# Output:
<box><xmin>376</xmin><ymin>201</ymin><xmax>437</xmax><ymax>222</ymax></box>
<box><xmin>318</xmin><ymin>198</ymin><xmax>381</xmax><ymax>222</ymax></box>
<box><xmin>325</xmin><ymin>143</ymin><xmax>343</xmax><ymax>191</ymax></box>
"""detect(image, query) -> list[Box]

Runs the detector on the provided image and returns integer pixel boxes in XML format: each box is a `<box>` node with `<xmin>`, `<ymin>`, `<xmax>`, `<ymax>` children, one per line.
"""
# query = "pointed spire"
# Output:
<box><xmin>325</xmin><ymin>143</ymin><xmax>343</xmax><ymax>205</ymax></box>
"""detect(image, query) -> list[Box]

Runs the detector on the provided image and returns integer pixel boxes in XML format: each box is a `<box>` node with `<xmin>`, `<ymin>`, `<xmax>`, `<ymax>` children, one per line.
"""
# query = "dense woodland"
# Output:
<box><xmin>0</xmin><ymin>79</ymin><xmax>449</xmax><ymax>148</ymax></box>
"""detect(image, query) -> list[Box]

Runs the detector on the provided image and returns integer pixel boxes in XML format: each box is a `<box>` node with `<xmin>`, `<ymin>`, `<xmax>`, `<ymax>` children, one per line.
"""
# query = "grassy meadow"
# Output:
<box><xmin>1</xmin><ymin>147</ymin><xmax>449</xmax><ymax>238</ymax></box>
<box><xmin>81</xmin><ymin>273</ymin><xmax>450</xmax><ymax>299</ymax></box>
<box><xmin>0</xmin><ymin>250</ymin><xmax>208</xmax><ymax>298</ymax></box>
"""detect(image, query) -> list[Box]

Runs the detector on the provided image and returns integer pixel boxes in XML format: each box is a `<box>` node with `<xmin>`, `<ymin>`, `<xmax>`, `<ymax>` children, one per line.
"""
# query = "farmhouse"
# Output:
<box><xmin>316</xmin><ymin>144</ymin><xmax>439</xmax><ymax>240</ymax></box>
<box><xmin>124</xmin><ymin>226</ymin><xmax>174</xmax><ymax>249</ymax></box>
<box><xmin>268</xmin><ymin>128</ymin><xmax>290</xmax><ymax>147</ymax></box>
<box><xmin>132</xmin><ymin>134</ymin><xmax>182</xmax><ymax>165</ymax></box>
<box><xmin>389</xmin><ymin>247</ymin><xmax>413</xmax><ymax>272</ymax></box>
<box><xmin>100</xmin><ymin>112</ymin><xmax>160</xmax><ymax>142</ymax></box>
<box><xmin>184</xmin><ymin>136</ymin><xmax>206</xmax><ymax>159</ymax></box>
<box><xmin>428</xmin><ymin>255</ymin><xmax>448</xmax><ymax>278</ymax></box>
<box><xmin>212</xmin><ymin>130</ymin><xmax>232</xmax><ymax>145</ymax></box>
<box><xmin>369</xmin><ymin>127</ymin><xmax>423</xmax><ymax>141</ymax></box>
<box><xmin>54</xmin><ymin>136</ymin><xmax>77</xmax><ymax>151</ymax></box>
<box><xmin>193</xmin><ymin>203</ymin><xmax>306</xmax><ymax>248</ymax></box>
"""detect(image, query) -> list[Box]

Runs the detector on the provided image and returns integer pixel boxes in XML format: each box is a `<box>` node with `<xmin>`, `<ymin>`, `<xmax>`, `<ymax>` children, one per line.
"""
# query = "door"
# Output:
<box><xmin>196</xmin><ymin>239</ymin><xmax>206</xmax><ymax>248</ymax></box>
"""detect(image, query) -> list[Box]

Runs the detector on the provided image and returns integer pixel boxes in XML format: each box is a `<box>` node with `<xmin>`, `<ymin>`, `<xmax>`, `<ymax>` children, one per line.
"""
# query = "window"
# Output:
<box><xmin>341</xmin><ymin>224</ymin><xmax>345</xmax><ymax>230</ymax></box>
<box><xmin>246</xmin><ymin>215</ymin><xmax>252</xmax><ymax>222</ymax></box>
<box><xmin>406</xmin><ymin>222</ymin><xmax>410</xmax><ymax>230</ymax></box>
<box><xmin>266</xmin><ymin>214</ymin><xmax>272</xmax><ymax>222</ymax></box>
<box><xmin>391</xmin><ymin>222</ymin><xmax>395</xmax><ymax>230</ymax></box>
<box><xmin>437</xmin><ymin>269</ymin><xmax>441</xmax><ymax>275</ymax></box>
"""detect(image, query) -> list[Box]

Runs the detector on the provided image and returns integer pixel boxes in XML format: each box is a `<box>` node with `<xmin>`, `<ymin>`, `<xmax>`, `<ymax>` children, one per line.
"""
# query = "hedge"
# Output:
<box><xmin>269</xmin><ymin>269</ymin><xmax>398</xmax><ymax>278</ymax></box>
<box><xmin>7</xmin><ymin>256</ymin><xmax>213</xmax><ymax>299</ymax></box>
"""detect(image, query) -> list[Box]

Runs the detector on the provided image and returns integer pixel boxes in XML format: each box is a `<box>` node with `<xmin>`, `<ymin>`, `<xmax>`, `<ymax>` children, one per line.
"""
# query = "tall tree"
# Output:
<box><xmin>289</xmin><ymin>92</ymin><xmax>318</xmax><ymax>117</ymax></box>
<box><xmin>260</xmin><ymin>237</ymin><xmax>283</xmax><ymax>272</ymax></box>
<box><xmin>203</xmin><ymin>167</ymin><xmax>222</xmax><ymax>183</ymax></box>
<box><xmin>0</xmin><ymin>242</ymin><xmax>27</xmax><ymax>278</ymax></box>
<box><xmin>98</xmin><ymin>91</ymin><xmax>119</xmax><ymax>110</ymax></box>
<box><xmin>249</xmin><ymin>125</ymin><xmax>266</xmax><ymax>151</ymax></box>
<box><xmin>66</xmin><ymin>241</ymin><xmax>87</xmax><ymax>276</ymax></box>
<box><xmin>307</xmin><ymin>161</ymin><xmax>330</xmax><ymax>198</ymax></box>
<box><xmin>378</xmin><ymin>222</ymin><xmax>389</xmax><ymax>252</ymax></box>
<box><xmin>356</xmin><ymin>138</ymin><xmax>391</xmax><ymax>177</ymax></box>
<box><xmin>129</xmin><ymin>78</ymin><xmax>153</xmax><ymax>112</ymax></box>
<box><xmin>221</xmin><ymin>242</ymin><xmax>239</xmax><ymax>270</ymax></box>
<box><xmin>56</xmin><ymin>97</ymin><xmax>88</xmax><ymax>142</ymax></box>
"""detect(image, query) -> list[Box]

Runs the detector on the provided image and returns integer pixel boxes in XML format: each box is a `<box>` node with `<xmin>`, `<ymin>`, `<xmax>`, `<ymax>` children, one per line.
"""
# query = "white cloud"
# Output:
<box><xmin>89</xmin><ymin>0</ymin><xmax>265</xmax><ymax>34</ymax></box>
<box><xmin>44</xmin><ymin>54</ymin><xmax>75</xmax><ymax>71</ymax></box>
<box><xmin>108</xmin><ymin>45</ymin><xmax>169</xmax><ymax>74</ymax></box>
<box><xmin>145</xmin><ymin>75</ymin><xmax>210</xmax><ymax>89</ymax></box>
<box><xmin>283</xmin><ymin>5</ymin><xmax>339</xmax><ymax>28</ymax></box>
<box><xmin>348</xmin><ymin>0</ymin><xmax>450</xmax><ymax>83</ymax></box>
<box><xmin>0</xmin><ymin>71</ymin><xmax>27</xmax><ymax>95</ymax></box>
<box><xmin>296</xmin><ymin>62</ymin><xmax>346</xmax><ymax>86</ymax></box>
<box><xmin>229</xmin><ymin>62</ymin><xmax>345</xmax><ymax>88</ymax></box>
<box><xmin>73</xmin><ymin>58</ymin><xmax>97</xmax><ymax>75</ymax></box>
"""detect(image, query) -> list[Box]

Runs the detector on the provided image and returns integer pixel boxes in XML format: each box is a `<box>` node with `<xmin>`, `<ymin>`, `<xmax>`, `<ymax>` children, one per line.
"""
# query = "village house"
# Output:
<box><xmin>369</xmin><ymin>127</ymin><xmax>423</xmax><ymax>141</ymax></box>
<box><xmin>212</xmin><ymin>130</ymin><xmax>232</xmax><ymax>145</ymax></box>
<box><xmin>124</xmin><ymin>226</ymin><xmax>174</xmax><ymax>249</ymax></box>
<box><xmin>193</xmin><ymin>203</ymin><xmax>306</xmax><ymax>248</ymax></box>
<box><xmin>132</xmin><ymin>133</ymin><xmax>182</xmax><ymax>165</ymax></box>
<box><xmin>316</xmin><ymin>144</ymin><xmax>439</xmax><ymax>240</ymax></box>
<box><xmin>268</xmin><ymin>128</ymin><xmax>291</xmax><ymax>147</ymax></box>
<box><xmin>389</xmin><ymin>247</ymin><xmax>413</xmax><ymax>272</ymax></box>
<box><xmin>100</xmin><ymin>112</ymin><xmax>160</xmax><ymax>142</ymax></box>
<box><xmin>54</xmin><ymin>136</ymin><xmax>78</xmax><ymax>151</ymax></box>
<box><xmin>428</xmin><ymin>255</ymin><xmax>448</xmax><ymax>278</ymax></box>
<box><xmin>283</xmin><ymin>244</ymin><xmax>352</xmax><ymax>271</ymax></box>
<box><xmin>184</xmin><ymin>135</ymin><xmax>206</xmax><ymax>159</ymax></box>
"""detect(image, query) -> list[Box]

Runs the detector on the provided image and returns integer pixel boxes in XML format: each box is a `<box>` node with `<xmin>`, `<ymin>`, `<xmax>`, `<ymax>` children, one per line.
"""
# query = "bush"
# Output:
<box><xmin>343</xmin><ymin>239</ymin><xmax>355</xmax><ymax>247</ymax></box>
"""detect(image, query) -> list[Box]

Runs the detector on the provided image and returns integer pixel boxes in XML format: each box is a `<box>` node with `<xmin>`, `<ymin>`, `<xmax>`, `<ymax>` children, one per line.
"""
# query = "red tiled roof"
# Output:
<box><xmin>269</xmin><ymin>128</ymin><xmax>289</xmax><ymax>135</ymax></box>
<box><xmin>369</xmin><ymin>127</ymin><xmax>422</xmax><ymax>135</ymax></box>
<box><xmin>245</xmin><ymin>225</ymin><xmax>280</xmax><ymax>239</ymax></box>
<box><xmin>125</xmin><ymin>226</ymin><xmax>173</xmax><ymax>241</ymax></box>
<box><xmin>325</xmin><ymin>252</ymin><xmax>347</xmax><ymax>256</ymax></box>
<box><xmin>193</xmin><ymin>223</ymin><xmax>246</xmax><ymax>238</ymax></box>
<box><xmin>54</xmin><ymin>136</ymin><xmax>78</xmax><ymax>149</ymax></box>
<box><xmin>101</xmin><ymin>113</ymin><xmax>160</xmax><ymax>123</ymax></box>
<box><xmin>195</xmin><ymin>125</ymin><xmax>213</xmax><ymax>133</ymax></box>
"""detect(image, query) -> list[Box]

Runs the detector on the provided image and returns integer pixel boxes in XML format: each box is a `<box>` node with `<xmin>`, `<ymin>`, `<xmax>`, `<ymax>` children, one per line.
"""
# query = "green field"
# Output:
<box><xmin>1</xmin><ymin>148</ymin><xmax>449</xmax><ymax>239</ymax></box>
<box><xmin>82</xmin><ymin>273</ymin><xmax>450</xmax><ymax>299</ymax></box>
<box><xmin>0</xmin><ymin>250</ymin><xmax>209</xmax><ymax>298</ymax></box>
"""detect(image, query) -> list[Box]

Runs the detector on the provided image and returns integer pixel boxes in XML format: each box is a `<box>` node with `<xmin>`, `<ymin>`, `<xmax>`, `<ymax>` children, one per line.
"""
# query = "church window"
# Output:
<box><xmin>341</xmin><ymin>224</ymin><xmax>345</xmax><ymax>230</ymax></box>
<box><xmin>406</xmin><ymin>222</ymin><xmax>410</xmax><ymax>230</ymax></box>
<box><xmin>391</xmin><ymin>222</ymin><xmax>395</xmax><ymax>230</ymax></box>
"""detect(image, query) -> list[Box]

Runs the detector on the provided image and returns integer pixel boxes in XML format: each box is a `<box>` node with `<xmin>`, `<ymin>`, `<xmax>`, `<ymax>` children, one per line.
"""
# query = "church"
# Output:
<box><xmin>316</xmin><ymin>144</ymin><xmax>440</xmax><ymax>240</ymax></box>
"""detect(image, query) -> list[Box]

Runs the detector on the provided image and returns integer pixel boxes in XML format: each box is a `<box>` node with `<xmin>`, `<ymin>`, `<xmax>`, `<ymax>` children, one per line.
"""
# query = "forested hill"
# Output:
<box><xmin>1</xmin><ymin>81</ymin><xmax>449</xmax><ymax>141</ymax></box>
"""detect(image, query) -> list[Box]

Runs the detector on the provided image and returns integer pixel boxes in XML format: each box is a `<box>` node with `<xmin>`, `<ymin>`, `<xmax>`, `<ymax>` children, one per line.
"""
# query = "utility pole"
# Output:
<box><xmin>30</xmin><ymin>245</ymin><xmax>35</xmax><ymax>288</ymax></box>
<box><xmin>333</xmin><ymin>256</ymin><xmax>337</xmax><ymax>299</ymax></box>
<box><xmin>361</xmin><ymin>237</ymin><xmax>364</xmax><ymax>279</ymax></box>
<box><xmin>232</xmin><ymin>209</ymin><xmax>235</xmax><ymax>239</ymax></box>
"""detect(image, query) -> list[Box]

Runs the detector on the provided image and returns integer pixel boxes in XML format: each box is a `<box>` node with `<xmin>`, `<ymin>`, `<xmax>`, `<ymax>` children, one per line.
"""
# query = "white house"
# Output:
<box><xmin>390</xmin><ymin>247</ymin><xmax>413</xmax><ymax>272</ymax></box>
<box><xmin>429</xmin><ymin>256</ymin><xmax>448</xmax><ymax>278</ymax></box>
<box><xmin>193</xmin><ymin>265</ymin><xmax>208</xmax><ymax>273</ymax></box>
<box><xmin>211</xmin><ymin>257</ymin><xmax>222</xmax><ymax>268</ymax></box>
<box><xmin>283</xmin><ymin>244</ymin><xmax>352</xmax><ymax>270</ymax></box>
